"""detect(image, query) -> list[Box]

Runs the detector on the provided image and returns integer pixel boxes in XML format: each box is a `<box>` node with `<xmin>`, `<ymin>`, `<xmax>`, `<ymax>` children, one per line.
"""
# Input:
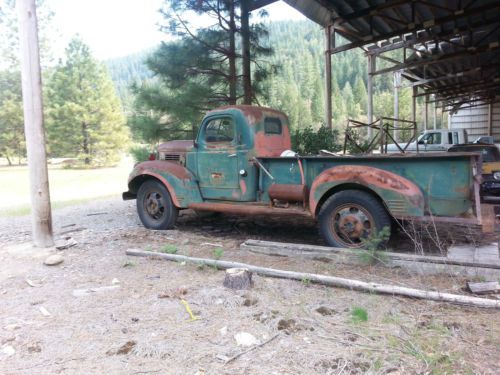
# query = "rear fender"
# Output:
<box><xmin>127</xmin><ymin>161</ymin><xmax>202</xmax><ymax>208</ymax></box>
<box><xmin>309</xmin><ymin>165</ymin><xmax>424</xmax><ymax>218</ymax></box>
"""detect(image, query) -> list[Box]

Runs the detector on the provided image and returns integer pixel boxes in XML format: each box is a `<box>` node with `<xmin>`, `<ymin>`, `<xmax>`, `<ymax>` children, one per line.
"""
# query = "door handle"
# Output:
<box><xmin>227</xmin><ymin>153</ymin><xmax>237</xmax><ymax>158</ymax></box>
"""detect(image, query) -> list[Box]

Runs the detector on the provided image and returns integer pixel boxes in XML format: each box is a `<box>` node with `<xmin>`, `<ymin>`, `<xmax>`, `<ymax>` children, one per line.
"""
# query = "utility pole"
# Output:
<box><xmin>17</xmin><ymin>0</ymin><xmax>54</xmax><ymax>247</ymax></box>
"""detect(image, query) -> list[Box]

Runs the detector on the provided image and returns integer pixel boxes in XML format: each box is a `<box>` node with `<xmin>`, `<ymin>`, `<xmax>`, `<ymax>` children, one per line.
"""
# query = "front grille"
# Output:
<box><xmin>162</xmin><ymin>154</ymin><xmax>180</xmax><ymax>161</ymax></box>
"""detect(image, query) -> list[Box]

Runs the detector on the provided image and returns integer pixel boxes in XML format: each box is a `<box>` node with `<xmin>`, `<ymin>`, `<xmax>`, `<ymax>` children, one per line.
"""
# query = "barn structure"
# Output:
<box><xmin>252</xmin><ymin>0</ymin><xmax>500</xmax><ymax>143</ymax></box>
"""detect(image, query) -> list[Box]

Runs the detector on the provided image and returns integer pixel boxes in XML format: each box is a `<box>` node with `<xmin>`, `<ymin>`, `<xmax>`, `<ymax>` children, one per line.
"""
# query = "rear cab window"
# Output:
<box><xmin>264</xmin><ymin>117</ymin><xmax>282</xmax><ymax>135</ymax></box>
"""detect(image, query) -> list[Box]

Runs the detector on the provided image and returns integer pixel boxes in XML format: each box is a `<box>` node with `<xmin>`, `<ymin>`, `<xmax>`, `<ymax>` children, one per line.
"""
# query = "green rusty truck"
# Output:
<box><xmin>123</xmin><ymin>105</ymin><xmax>491</xmax><ymax>248</ymax></box>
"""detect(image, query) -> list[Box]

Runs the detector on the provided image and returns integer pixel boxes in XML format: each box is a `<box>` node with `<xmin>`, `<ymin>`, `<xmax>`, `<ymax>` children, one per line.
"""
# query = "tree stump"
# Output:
<box><xmin>223</xmin><ymin>268</ymin><xmax>253</xmax><ymax>290</ymax></box>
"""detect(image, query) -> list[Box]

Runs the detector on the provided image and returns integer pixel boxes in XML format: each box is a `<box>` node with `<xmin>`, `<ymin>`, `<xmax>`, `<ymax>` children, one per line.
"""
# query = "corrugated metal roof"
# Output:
<box><xmin>282</xmin><ymin>0</ymin><xmax>500</xmax><ymax>110</ymax></box>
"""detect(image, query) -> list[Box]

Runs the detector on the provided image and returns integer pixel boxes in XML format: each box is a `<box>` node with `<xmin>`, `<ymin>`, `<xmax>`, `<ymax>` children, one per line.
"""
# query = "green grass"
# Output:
<box><xmin>161</xmin><ymin>244</ymin><xmax>178</xmax><ymax>254</ymax></box>
<box><xmin>350</xmin><ymin>306</ymin><xmax>368</xmax><ymax>323</ymax></box>
<box><xmin>213</xmin><ymin>247</ymin><xmax>224</xmax><ymax>259</ymax></box>
<box><xmin>0</xmin><ymin>158</ymin><xmax>133</xmax><ymax>217</ymax></box>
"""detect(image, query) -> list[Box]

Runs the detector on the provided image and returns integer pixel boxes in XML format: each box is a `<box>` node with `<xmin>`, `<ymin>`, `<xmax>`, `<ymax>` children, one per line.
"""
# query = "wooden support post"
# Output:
<box><xmin>393</xmin><ymin>71</ymin><xmax>400</xmax><ymax>141</ymax></box>
<box><xmin>241</xmin><ymin>0</ymin><xmax>251</xmax><ymax>104</ymax></box>
<box><xmin>424</xmin><ymin>94</ymin><xmax>429</xmax><ymax>130</ymax></box>
<box><xmin>488</xmin><ymin>102</ymin><xmax>493</xmax><ymax>136</ymax></box>
<box><xmin>433</xmin><ymin>95</ymin><xmax>437</xmax><ymax>130</ymax></box>
<box><xmin>367</xmin><ymin>54</ymin><xmax>375</xmax><ymax>139</ymax></box>
<box><xmin>412</xmin><ymin>86</ymin><xmax>417</xmax><ymax>126</ymax></box>
<box><xmin>324</xmin><ymin>25</ymin><xmax>333</xmax><ymax>129</ymax></box>
<box><xmin>17</xmin><ymin>0</ymin><xmax>53</xmax><ymax>247</ymax></box>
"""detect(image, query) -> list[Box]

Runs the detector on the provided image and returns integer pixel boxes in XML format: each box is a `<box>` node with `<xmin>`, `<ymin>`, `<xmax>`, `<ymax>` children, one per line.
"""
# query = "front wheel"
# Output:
<box><xmin>318</xmin><ymin>190</ymin><xmax>391</xmax><ymax>248</ymax></box>
<box><xmin>137</xmin><ymin>180</ymin><xmax>178</xmax><ymax>230</ymax></box>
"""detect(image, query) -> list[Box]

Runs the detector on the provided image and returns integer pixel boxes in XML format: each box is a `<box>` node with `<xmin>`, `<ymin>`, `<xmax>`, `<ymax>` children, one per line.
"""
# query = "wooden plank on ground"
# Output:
<box><xmin>467</xmin><ymin>281</ymin><xmax>500</xmax><ymax>295</ymax></box>
<box><xmin>242</xmin><ymin>240</ymin><xmax>500</xmax><ymax>269</ymax></box>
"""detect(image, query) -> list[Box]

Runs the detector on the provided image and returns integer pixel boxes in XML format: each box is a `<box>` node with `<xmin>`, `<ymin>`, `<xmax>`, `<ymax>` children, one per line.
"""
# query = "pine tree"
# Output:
<box><xmin>0</xmin><ymin>71</ymin><xmax>24</xmax><ymax>165</ymax></box>
<box><xmin>0</xmin><ymin>0</ymin><xmax>55</xmax><ymax>163</ymax></box>
<box><xmin>353</xmin><ymin>76</ymin><xmax>367</xmax><ymax>116</ymax></box>
<box><xmin>46</xmin><ymin>37</ymin><xmax>129</xmax><ymax>166</ymax></box>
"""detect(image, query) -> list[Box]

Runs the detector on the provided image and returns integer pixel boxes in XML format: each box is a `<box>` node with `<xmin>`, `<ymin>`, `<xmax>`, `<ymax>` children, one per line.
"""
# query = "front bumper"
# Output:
<box><xmin>122</xmin><ymin>191</ymin><xmax>137</xmax><ymax>200</ymax></box>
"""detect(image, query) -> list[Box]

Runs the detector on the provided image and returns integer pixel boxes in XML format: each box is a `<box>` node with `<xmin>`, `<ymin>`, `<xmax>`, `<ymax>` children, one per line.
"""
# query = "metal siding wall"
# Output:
<box><xmin>450</xmin><ymin>102</ymin><xmax>500</xmax><ymax>142</ymax></box>
<box><xmin>492</xmin><ymin>102</ymin><xmax>500</xmax><ymax>142</ymax></box>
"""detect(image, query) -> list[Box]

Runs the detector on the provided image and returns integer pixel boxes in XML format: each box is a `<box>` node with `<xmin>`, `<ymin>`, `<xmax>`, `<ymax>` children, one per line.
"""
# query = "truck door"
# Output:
<box><xmin>196</xmin><ymin>115</ymin><xmax>243</xmax><ymax>200</ymax></box>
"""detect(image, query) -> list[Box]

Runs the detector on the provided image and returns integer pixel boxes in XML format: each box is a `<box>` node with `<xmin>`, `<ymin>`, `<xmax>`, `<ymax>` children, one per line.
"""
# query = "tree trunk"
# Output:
<box><xmin>240</xmin><ymin>0</ymin><xmax>252</xmax><ymax>104</ymax></box>
<box><xmin>228</xmin><ymin>0</ymin><xmax>237</xmax><ymax>105</ymax></box>
<box><xmin>82</xmin><ymin>121</ymin><xmax>90</xmax><ymax>165</ymax></box>
<box><xmin>6</xmin><ymin>155</ymin><xmax>12</xmax><ymax>166</ymax></box>
<box><xmin>223</xmin><ymin>268</ymin><xmax>253</xmax><ymax>289</ymax></box>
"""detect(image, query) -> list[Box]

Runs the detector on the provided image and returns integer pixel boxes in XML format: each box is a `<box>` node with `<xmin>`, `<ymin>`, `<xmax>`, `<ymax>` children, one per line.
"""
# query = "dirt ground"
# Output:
<box><xmin>1</xmin><ymin>197</ymin><xmax>499</xmax><ymax>374</ymax></box>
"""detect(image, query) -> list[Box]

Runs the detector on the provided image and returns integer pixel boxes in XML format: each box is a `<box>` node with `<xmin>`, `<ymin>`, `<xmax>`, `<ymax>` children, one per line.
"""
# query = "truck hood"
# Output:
<box><xmin>158</xmin><ymin>140</ymin><xmax>194</xmax><ymax>154</ymax></box>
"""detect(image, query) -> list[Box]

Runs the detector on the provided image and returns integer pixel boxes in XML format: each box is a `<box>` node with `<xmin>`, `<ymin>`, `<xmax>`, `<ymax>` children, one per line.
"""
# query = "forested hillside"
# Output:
<box><xmin>105</xmin><ymin>50</ymin><xmax>153</xmax><ymax>111</ymax></box>
<box><xmin>105</xmin><ymin>20</ymin><xmax>418</xmax><ymax>131</ymax></box>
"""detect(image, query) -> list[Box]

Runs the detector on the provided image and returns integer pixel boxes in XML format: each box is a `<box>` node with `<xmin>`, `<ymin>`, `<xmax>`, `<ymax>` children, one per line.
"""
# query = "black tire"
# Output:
<box><xmin>137</xmin><ymin>180</ymin><xmax>178</xmax><ymax>230</ymax></box>
<box><xmin>318</xmin><ymin>190</ymin><xmax>391</xmax><ymax>248</ymax></box>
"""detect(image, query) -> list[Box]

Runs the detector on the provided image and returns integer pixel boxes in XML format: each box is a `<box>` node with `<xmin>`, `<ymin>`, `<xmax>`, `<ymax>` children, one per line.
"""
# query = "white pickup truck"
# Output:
<box><xmin>387</xmin><ymin>129</ymin><xmax>468</xmax><ymax>152</ymax></box>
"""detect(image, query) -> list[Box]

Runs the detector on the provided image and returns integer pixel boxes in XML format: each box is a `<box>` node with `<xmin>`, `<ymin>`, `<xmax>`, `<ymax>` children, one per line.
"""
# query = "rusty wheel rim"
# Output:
<box><xmin>144</xmin><ymin>190</ymin><xmax>165</xmax><ymax>221</ymax></box>
<box><xmin>329</xmin><ymin>203</ymin><xmax>374</xmax><ymax>248</ymax></box>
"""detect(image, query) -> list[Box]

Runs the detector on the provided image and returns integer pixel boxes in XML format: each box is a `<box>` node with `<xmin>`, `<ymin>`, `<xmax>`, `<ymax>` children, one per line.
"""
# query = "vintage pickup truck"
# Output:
<box><xmin>124</xmin><ymin>105</ymin><xmax>491</xmax><ymax>248</ymax></box>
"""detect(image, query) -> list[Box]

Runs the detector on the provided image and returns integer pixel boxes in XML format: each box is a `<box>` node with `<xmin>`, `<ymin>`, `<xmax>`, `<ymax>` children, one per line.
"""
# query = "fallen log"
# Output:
<box><xmin>125</xmin><ymin>249</ymin><xmax>500</xmax><ymax>309</ymax></box>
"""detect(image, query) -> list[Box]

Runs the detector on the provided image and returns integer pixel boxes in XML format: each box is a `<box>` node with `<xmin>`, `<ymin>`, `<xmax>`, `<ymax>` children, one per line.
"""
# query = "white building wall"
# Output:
<box><xmin>449</xmin><ymin>101</ymin><xmax>500</xmax><ymax>143</ymax></box>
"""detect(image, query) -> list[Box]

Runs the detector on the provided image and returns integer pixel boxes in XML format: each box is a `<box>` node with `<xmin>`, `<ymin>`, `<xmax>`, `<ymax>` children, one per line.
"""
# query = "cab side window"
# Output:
<box><xmin>426</xmin><ymin>132</ymin><xmax>441</xmax><ymax>145</ymax></box>
<box><xmin>204</xmin><ymin>117</ymin><xmax>234</xmax><ymax>143</ymax></box>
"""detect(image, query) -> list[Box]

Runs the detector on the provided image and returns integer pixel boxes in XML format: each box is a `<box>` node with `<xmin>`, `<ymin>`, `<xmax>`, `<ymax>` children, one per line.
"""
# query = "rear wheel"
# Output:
<box><xmin>137</xmin><ymin>180</ymin><xmax>178</xmax><ymax>230</ymax></box>
<box><xmin>319</xmin><ymin>190</ymin><xmax>391</xmax><ymax>248</ymax></box>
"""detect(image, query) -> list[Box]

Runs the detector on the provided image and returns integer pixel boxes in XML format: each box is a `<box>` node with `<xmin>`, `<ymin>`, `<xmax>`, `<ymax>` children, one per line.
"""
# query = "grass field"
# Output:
<box><xmin>0</xmin><ymin>158</ymin><xmax>134</xmax><ymax>216</ymax></box>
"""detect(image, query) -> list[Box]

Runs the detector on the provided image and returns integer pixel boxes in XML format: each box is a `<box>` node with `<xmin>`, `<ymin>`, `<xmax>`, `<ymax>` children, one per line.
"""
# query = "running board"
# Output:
<box><xmin>188</xmin><ymin>202</ymin><xmax>312</xmax><ymax>217</ymax></box>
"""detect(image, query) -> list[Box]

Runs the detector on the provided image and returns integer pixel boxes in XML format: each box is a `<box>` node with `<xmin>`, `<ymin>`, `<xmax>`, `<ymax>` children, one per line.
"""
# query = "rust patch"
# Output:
<box><xmin>135</xmin><ymin>160</ymin><xmax>191</xmax><ymax>180</ymax></box>
<box><xmin>211</xmin><ymin>172</ymin><xmax>223</xmax><ymax>179</ymax></box>
<box><xmin>268</xmin><ymin>184</ymin><xmax>306</xmax><ymax>202</ymax></box>
<box><xmin>207</xmin><ymin>105</ymin><xmax>286</xmax><ymax>126</ymax></box>
<box><xmin>254</xmin><ymin>124</ymin><xmax>291</xmax><ymax>157</ymax></box>
<box><xmin>239</xmin><ymin>179</ymin><xmax>247</xmax><ymax>194</ymax></box>
<box><xmin>309</xmin><ymin>165</ymin><xmax>424</xmax><ymax>215</ymax></box>
<box><xmin>157</xmin><ymin>140</ymin><xmax>193</xmax><ymax>153</ymax></box>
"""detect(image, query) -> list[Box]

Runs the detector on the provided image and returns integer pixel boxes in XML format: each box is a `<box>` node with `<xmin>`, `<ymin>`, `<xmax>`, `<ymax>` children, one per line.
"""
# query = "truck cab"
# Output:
<box><xmin>155</xmin><ymin>106</ymin><xmax>291</xmax><ymax>203</ymax></box>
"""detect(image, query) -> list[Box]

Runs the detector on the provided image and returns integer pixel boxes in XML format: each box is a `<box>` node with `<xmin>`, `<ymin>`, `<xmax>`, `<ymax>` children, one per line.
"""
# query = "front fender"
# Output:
<box><xmin>309</xmin><ymin>165</ymin><xmax>424</xmax><ymax>218</ymax></box>
<box><xmin>127</xmin><ymin>161</ymin><xmax>202</xmax><ymax>208</ymax></box>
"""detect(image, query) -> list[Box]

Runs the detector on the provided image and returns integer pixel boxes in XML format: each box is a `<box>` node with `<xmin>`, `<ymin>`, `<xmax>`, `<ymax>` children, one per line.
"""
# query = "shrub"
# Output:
<box><xmin>130</xmin><ymin>146</ymin><xmax>152</xmax><ymax>163</ymax></box>
<box><xmin>292</xmin><ymin>125</ymin><xmax>342</xmax><ymax>155</ymax></box>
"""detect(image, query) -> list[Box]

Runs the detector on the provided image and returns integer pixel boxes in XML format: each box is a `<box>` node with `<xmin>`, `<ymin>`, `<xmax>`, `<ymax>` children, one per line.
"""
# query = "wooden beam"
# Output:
<box><xmin>371</xmin><ymin>43</ymin><xmax>500</xmax><ymax>76</ymax></box>
<box><xmin>17</xmin><ymin>0</ymin><xmax>53</xmax><ymax>247</ymax></box>
<box><xmin>330</xmin><ymin>2</ymin><xmax>500</xmax><ymax>54</ymax></box>
<box><xmin>248</xmin><ymin>0</ymin><xmax>277</xmax><ymax>12</ymax></box>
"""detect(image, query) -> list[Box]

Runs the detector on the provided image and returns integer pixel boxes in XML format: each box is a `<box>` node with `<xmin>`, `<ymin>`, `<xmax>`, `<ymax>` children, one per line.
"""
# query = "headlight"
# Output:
<box><xmin>494</xmin><ymin>171</ymin><xmax>500</xmax><ymax>180</ymax></box>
